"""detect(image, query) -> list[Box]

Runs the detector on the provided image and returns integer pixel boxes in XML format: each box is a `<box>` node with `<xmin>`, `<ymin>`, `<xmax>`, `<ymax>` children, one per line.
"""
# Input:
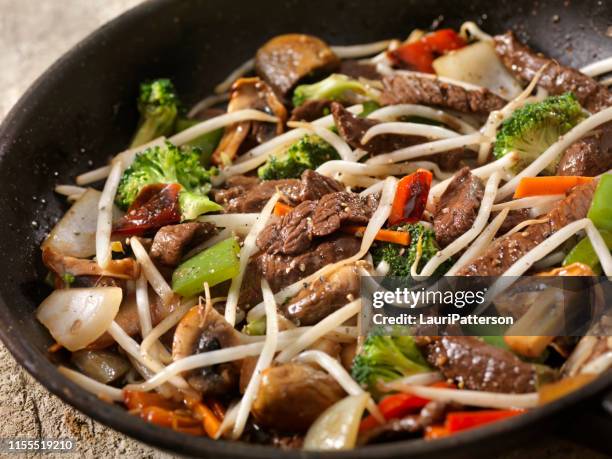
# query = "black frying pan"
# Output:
<box><xmin>0</xmin><ymin>0</ymin><xmax>611</xmax><ymax>457</ymax></box>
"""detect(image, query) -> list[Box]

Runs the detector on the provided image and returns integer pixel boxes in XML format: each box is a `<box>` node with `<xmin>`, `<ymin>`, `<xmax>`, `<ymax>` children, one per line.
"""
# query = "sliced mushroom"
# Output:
<box><xmin>251</xmin><ymin>362</ymin><xmax>345</xmax><ymax>433</ymax></box>
<box><xmin>172</xmin><ymin>304</ymin><xmax>242</xmax><ymax>396</ymax></box>
<box><xmin>255</xmin><ymin>34</ymin><xmax>340</xmax><ymax>98</ymax></box>
<box><xmin>212</xmin><ymin>77</ymin><xmax>287</xmax><ymax>165</ymax></box>
<box><xmin>42</xmin><ymin>246</ymin><xmax>139</xmax><ymax>280</ymax></box>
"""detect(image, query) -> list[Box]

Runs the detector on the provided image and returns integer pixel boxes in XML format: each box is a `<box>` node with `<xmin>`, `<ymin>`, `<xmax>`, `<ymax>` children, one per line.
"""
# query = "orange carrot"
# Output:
<box><xmin>273</xmin><ymin>202</ymin><xmax>294</xmax><ymax>216</ymax></box>
<box><xmin>140</xmin><ymin>406</ymin><xmax>203</xmax><ymax>435</ymax></box>
<box><xmin>513</xmin><ymin>176</ymin><xmax>594</xmax><ymax>199</ymax></box>
<box><xmin>343</xmin><ymin>226</ymin><xmax>411</xmax><ymax>246</ymax></box>
<box><xmin>190</xmin><ymin>401</ymin><xmax>222</xmax><ymax>438</ymax></box>
<box><xmin>123</xmin><ymin>390</ymin><xmax>178</xmax><ymax>411</ymax></box>
<box><xmin>424</xmin><ymin>424</ymin><xmax>451</xmax><ymax>439</ymax></box>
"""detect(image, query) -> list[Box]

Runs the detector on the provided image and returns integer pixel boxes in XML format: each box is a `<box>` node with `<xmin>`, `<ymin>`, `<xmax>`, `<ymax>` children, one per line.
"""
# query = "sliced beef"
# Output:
<box><xmin>239</xmin><ymin>235</ymin><xmax>361</xmax><ymax>309</ymax></box>
<box><xmin>282</xmin><ymin>263</ymin><xmax>360</xmax><ymax>326</ymax></box>
<box><xmin>338</xmin><ymin>60</ymin><xmax>382</xmax><ymax>80</ymax></box>
<box><xmin>493</xmin><ymin>31</ymin><xmax>612</xmax><ymax>113</ymax></box>
<box><xmin>298</xmin><ymin>169</ymin><xmax>345</xmax><ymax>201</ymax></box>
<box><xmin>381</xmin><ymin>73</ymin><xmax>505</xmax><ymax>114</ymax></box>
<box><xmin>556</xmin><ymin>122</ymin><xmax>612</xmax><ymax>176</ymax></box>
<box><xmin>433</xmin><ymin>167</ymin><xmax>484</xmax><ymax>248</ymax></box>
<box><xmin>494</xmin><ymin>208</ymin><xmax>531</xmax><ymax>236</ymax></box>
<box><xmin>416</xmin><ymin>336</ymin><xmax>536</xmax><ymax>393</ymax></box>
<box><xmin>255</xmin><ymin>34</ymin><xmax>339</xmax><ymax>98</ymax></box>
<box><xmin>149</xmin><ymin>222</ymin><xmax>218</xmax><ymax>267</ymax></box>
<box><xmin>457</xmin><ymin>181</ymin><xmax>597</xmax><ymax>276</ymax></box>
<box><xmin>257</xmin><ymin>190</ymin><xmax>376</xmax><ymax>255</ymax></box>
<box><xmin>290</xmin><ymin>99</ymin><xmax>333</xmax><ymax>122</ymax></box>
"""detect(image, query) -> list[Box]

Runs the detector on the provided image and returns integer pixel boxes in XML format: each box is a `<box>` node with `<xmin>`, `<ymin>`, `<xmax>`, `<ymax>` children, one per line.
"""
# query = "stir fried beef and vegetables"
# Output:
<box><xmin>38</xmin><ymin>22</ymin><xmax>612</xmax><ymax>450</ymax></box>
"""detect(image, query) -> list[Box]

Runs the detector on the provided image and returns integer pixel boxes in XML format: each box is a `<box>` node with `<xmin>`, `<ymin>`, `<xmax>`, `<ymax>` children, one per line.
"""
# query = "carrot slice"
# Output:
<box><xmin>513</xmin><ymin>176</ymin><xmax>594</xmax><ymax>199</ymax></box>
<box><xmin>425</xmin><ymin>424</ymin><xmax>451</xmax><ymax>439</ymax></box>
<box><xmin>273</xmin><ymin>202</ymin><xmax>294</xmax><ymax>216</ymax></box>
<box><xmin>342</xmin><ymin>226</ymin><xmax>411</xmax><ymax>246</ymax></box>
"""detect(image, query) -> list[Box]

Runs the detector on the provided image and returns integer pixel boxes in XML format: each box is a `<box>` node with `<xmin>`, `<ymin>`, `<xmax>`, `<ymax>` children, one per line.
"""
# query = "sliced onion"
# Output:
<box><xmin>36</xmin><ymin>287</ymin><xmax>122</xmax><ymax>351</ymax></box>
<box><xmin>304</xmin><ymin>393</ymin><xmax>369</xmax><ymax>451</ymax></box>
<box><xmin>96</xmin><ymin>160</ymin><xmax>124</xmax><ymax>269</ymax></box>
<box><xmin>76</xmin><ymin>165</ymin><xmax>112</xmax><ymax>186</ymax></box>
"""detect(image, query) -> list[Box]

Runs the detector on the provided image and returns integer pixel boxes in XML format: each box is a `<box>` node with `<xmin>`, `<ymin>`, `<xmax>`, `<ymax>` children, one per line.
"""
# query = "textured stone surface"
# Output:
<box><xmin>0</xmin><ymin>1</ymin><xmax>607</xmax><ymax>458</ymax></box>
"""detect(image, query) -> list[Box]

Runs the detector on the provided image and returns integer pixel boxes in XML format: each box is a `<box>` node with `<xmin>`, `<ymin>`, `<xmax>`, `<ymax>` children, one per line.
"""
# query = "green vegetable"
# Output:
<box><xmin>563</xmin><ymin>230</ymin><xmax>612</xmax><ymax>274</ymax></box>
<box><xmin>587</xmin><ymin>174</ymin><xmax>612</xmax><ymax>231</ymax></box>
<box><xmin>371</xmin><ymin>223</ymin><xmax>449</xmax><ymax>278</ymax></box>
<box><xmin>115</xmin><ymin>141</ymin><xmax>216</xmax><ymax>220</ymax></box>
<box><xmin>359</xmin><ymin>100</ymin><xmax>381</xmax><ymax>118</ymax></box>
<box><xmin>257</xmin><ymin>134</ymin><xmax>340</xmax><ymax>180</ymax></box>
<box><xmin>243</xmin><ymin>316</ymin><xmax>267</xmax><ymax>336</ymax></box>
<box><xmin>292</xmin><ymin>74</ymin><xmax>378</xmax><ymax>107</ymax></box>
<box><xmin>131</xmin><ymin>79</ymin><xmax>180</xmax><ymax>148</ymax></box>
<box><xmin>61</xmin><ymin>273</ymin><xmax>75</xmax><ymax>286</ymax></box>
<box><xmin>493</xmin><ymin>93</ymin><xmax>585</xmax><ymax>174</ymax></box>
<box><xmin>352</xmin><ymin>334</ymin><xmax>430</xmax><ymax>397</ymax></box>
<box><xmin>178</xmin><ymin>190</ymin><xmax>223</xmax><ymax>221</ymax></box>
<box><xmin>172</xmin><ymin>238</ymin><xmax>241</xmax><ymax>297</ymax></box>
<box><xmin>174</xmin><ymin>118</ymin><xmax>223</xmax><ymax>166</ymax></box>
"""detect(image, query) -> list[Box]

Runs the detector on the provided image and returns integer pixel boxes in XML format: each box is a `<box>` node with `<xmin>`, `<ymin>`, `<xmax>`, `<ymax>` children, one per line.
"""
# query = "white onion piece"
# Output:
<box><xmin>247</xmin><ymin>177</ymin><xmax>397</xmax><ymax>322</ymax></box>
<box><xmin>139</xmin><ymin>297</ymin><xmax>197</xmax><ymax>355</ymax></box>
<box><xmin>497</xmin><ymin>106</ymin><xmax>612</xmax><ymax>200</ymax></box>
<box><xmin>378</xmin><ymin>372</ymin><xmax>442</xmax><ymax>391</ymax></box>
<box><xmin>386</xmin><ymin>382</ymin><xmax>539</xmax><ymax>409</ymax></box>
<box><xmin>295</xmin><ymin>350</ymin><xmax>383</xmax><ymax>422</ymax></box>
<box><xmin>214</xmin><ymin>58</ymin><xmax>255</xmax><ymax>94</ymax></box>
<box><xmin>361</xmin><ymin>122</ymin><xmax>460</xmax><ymax>144</ymax></box>
<box><xmin>416</xmin><ymin>172</ymin><xmax>501</xmax><ymax>278</ymax></box>
<box><xmin>367</xmin><ymin>104</ymin><xmax>477</xmax><ymax>134</ymax></box>
<box><xmin>58</xmin><ymin>366</ymin><xmax>123</xmax><ymax>401</ymax></box>
<box><xmin>130</xmin><ymin>237</ymin><xmax>174</xmax><ymax>305</ymax></box>
<box><xmin>232</xmin><ymin>280</ymin><xmax>279</xmax><ymax>439</ymax></box>
<box><xmin>459</xmin><ymin>21</ymin><xmax>493</xmax><ymax>42</ymax></box>
<box><xmin>275</xmin><ymin>300</ymin><xmax>361</xmax><ymax>363</ymax></box>
<box><xmin>76</xmin><ymin>165</ymin><xmax>111</xmax><ymax>186</ymax></box>
<box><xmin>135</xmin><ymin>272</ymin><xmax>152</xmax><ymax>337</ymax></box>
<box><xmin>331</xmin><ymin>40</ymin><xmax>391</xmax><ymax>59</ymax></box>
<box><xmin>580</xmin><ymin>57</ymin><xmax>612</xmax><ymax>77</ymax></box>
<box><xmin>198</xmin><ymin>214</ymin><xmax>259</xmax><ymax>236</ymax></box>
<box><xmin>366</xmin><ymin>133</ymin><xmax>484</xmax><ymax>165</ymax></box>
<box><xmin>304</xmin><ymin>393</ymin><xmax>369</xmax><ymax>451</ymax></box>
<box><xmin>187</xmin><ymin>92</ymin><xmax>230</xmax><ymax>118</ymax></box>
<box><xmin>490</xmin><ymin>194</ymin><xmax>563</xmax><ymax>212</ymax></box>
<box><xmin>37</xmin><ymin>288</ymin><xmax>122</xmax><ymax>351</ymax></box>
<box><xmin>96</xmin><ymin>160</ymin><xmax>123</xmax><ymax>268</ymax></box>
<box><xmin>169</xmin><ymin>109</ymin><xmax>278</xmax><ymax>146</ymax></box>
<box><xmin>433</xmin><ymin>41</ymin><xmax>522</xmax><ymax>100</ymax></box>
<box><xmin>446</xmin><ymin>208</ymin><xmax>509</xmax><ymax>275</ymax></box>
<box><xmin>55</xmin><ymin>184</ymin><xmax>87</xmax><ymax>197</ymax></box>
<box><xmin>225</xmin><ymin>193</ymin><xmax>279</xmax><ymax>326</ymax></box>
<box><xmin>43</xmin><ymin>189</ymin><xmax>112</xmax><ymax>258</ymax></box>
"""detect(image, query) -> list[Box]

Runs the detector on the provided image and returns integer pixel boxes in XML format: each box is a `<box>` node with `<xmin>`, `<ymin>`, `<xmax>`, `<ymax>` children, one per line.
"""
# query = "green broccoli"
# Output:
<box><xmin>292</xmin><ymin>74</ymin><xmax>378</xmax><ymax>107</ymax></box>
<box><xmin>493</xmin><ymin>93</ymin><xmax>585</xmax><ymax>174</ymax></box>
<box><xmin>371</xmin><ymin>223</ymin><xmax>448</xmax><ymax>278</ymax></box>
<box><xmin>257</xmin><ymin>134</ymin><xmax>340</xmax><ymax>180</ymax></box>
<box><xmin>115</xmin><ymin>141</ymin><xmax>221</xmax><ymax>220</ymax></box>
<box><xmin>130</xmin><ymin>79</ymin><xmax>180</xmax><ymax>148</ymax></box>
<box><xmin>352</xmin><ymin>334</ymin><xmax>430</xmax><ymax>397</ymax></box>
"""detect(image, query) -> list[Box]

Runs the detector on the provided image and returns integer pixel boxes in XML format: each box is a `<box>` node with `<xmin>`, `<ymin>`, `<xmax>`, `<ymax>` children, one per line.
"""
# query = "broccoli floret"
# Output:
<box><xmin>257</xmin><ymin>134</ymin><xmax>340</xmax><ymax>180</ymax></box>
<box><xmin>352</xmin><ymin>334</ymin><xmax>430</xmax><ymax>397</ymax></box>
<box><xmin>130</xmin><ymin>79</ymin><xmax>180</xmax><ymax>148</ymax></box>
<box><xmin>116</xmin><ymin>141</ymin><xmax>218</xmax><ymax>220</ymax></box>
<box><xmin>292</xmin><ymin>74</ymin><xmax>378</xmax><ymax>107</ymax></box>
<box><xmin>371</xmin><ymin>223</ymin><xmax>447</xmax><ymax>278</ymax></box>
<box><xmin>493</xmin><ymin>93</ymin><xmax>585</xmax><ymax>174</ymax></box>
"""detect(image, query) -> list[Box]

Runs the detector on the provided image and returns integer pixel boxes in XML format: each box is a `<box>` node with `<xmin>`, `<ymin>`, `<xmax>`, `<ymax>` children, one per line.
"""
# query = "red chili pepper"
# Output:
<box><xmin>388</xmin><ymin>169</ymin><xmax>433</xmax><ymax>226</ymax></box>
<box><xmin>390</xmin><ymin>29</ymin><xmax>466</xmax><ymax>73</ymax></box>
<box><xmin>445</xmin><ymin>410</ymin><xmax>524</xmax><ymax>433</ymax></box>
<box><xmin>113</xmin><ymin>183</ymin><xmax>182</xmax><ymax>236</ymax></box>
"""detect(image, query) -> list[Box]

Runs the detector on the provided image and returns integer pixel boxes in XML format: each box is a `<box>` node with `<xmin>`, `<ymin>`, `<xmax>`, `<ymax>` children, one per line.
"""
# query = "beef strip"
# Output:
<box><xmin>257</xmin><ymin>190</ymin><xmax>376</xmax><ymax>255</ymax></box>
<box><xmin>380</xmin><ymin>73</ymin><xmax>506</xmax><ymax>114</ymax></box>
<box><xmin>433</xmin><ymin>167</ymin><xmax>484</xmax><ymax>248</ymax></box>
<box><xmin>416</xmin><ymin>336</ymin><xmax>536</xmax><ymax>393</ymax></box>
<box><xmin>338</xmin><ymin>60</ymin><xmax>382</xmax><ymax>80</ymax></box>
<box><xmin>282</xmin><ymin>263</ymin><xmax>360</xmax><ymax>326</ymax></box>
<box><xmin>494</xmin><ymin>208</ymin><xmax>531</xmax><ymax>236</ymax></box>
<box><xmin>239</xmin><ymin>235</ymin><xmax>361</xmax><ymax>309</ymax></box>
<box><xmin>493</xmin><ymin>31</ymin><xmax>612</xmax><ymax>177</ymax></box>
<box><xmin>331</xmin><ymin>102</ymin><xmax>473</xmax><ymax>169</ymax></box>
<box><xmin>457</xmin><ymin>181</ymin><xmax>597</xmax><ymax>276</ymax></box>
<box><xmin>149</xmin><ymin>222</ymin><xmax>218</xmax><ymax>267</ymax></box>
<box><xmin>290</xmin><ymin>99</ymin><xmax>333</xmax><ymax>122</ymax></box>
<box><xmin>212</xmin><ymin>170</ymin><xmax>343</xmax><ymax>213</ymax></box>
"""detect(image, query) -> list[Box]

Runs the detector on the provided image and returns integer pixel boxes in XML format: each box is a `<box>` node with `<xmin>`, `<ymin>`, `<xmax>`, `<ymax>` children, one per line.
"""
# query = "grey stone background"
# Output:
<box><xmin>0</xmin><ymin>1</ymin><xmax>608</xmax><ymax>458</ymax></box>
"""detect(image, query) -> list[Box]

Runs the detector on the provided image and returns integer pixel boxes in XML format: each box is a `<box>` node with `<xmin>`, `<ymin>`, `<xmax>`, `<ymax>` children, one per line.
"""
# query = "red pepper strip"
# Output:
<box><xmin>445</xmin><ymin>409</ymin><xmax>525</xmax><ymax>433</ymax></box>
<box><xmin>388</xmin><ymin>169</ymin><xmax>433</xmax><ymax>226</ymax></box>
<box><xmin>113</xmin><ymin>183</ymin><xmax>182</xmax><ymax>236</ymax></box>
<box><xmin>390</xmin><ymin>29</ymin><xmax>466</xmax><ymax>73</ymax></box>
